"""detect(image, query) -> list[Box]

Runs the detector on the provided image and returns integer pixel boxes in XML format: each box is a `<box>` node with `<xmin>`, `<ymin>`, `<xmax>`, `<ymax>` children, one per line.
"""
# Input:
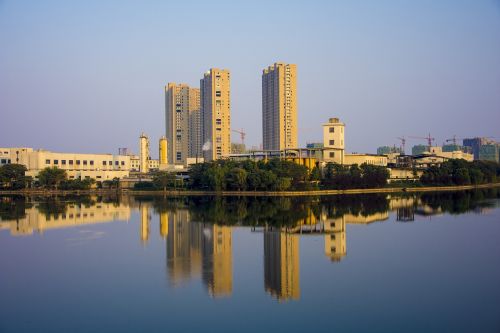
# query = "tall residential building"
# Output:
<box><xmin>165</xmin><ymin>83</ymin><xmax>200</xmax><ymax>165</ymax></box>
<box><xmin>200</xmin><ymin>68</ymin><xmax>231</xmax><ymax>161</ymax></box>
<box><xmin>262</xmin><ymin>62</ymin><xmax>298</xmax><ymax>151</ymax></box>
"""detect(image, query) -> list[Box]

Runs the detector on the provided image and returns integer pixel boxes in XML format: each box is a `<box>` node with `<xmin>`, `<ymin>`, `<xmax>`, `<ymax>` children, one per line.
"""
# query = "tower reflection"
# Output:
<box><xmin>264</xmin><ymin>231</ymin><xmax>300</xmax><ymax>301</ymax></box>
<box><xmin>140</xmin><ymin>203</ymin><xmax>150</xmax><ymax>244</ymax></box>
<box><xmin>165</xmin><ymin>210</ymin><xmax>233</xmax><ymax>297</ymax></box>
<box><xmin>322</xmin><ymin>215</ymin><xmax>347</xmax><ymax>262</ymax></box>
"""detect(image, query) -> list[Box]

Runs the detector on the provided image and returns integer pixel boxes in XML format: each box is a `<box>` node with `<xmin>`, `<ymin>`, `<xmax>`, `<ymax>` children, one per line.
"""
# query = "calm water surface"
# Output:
<box><xmin>1</xmin><ymin>190</ymin><xmax>500</xmax><ymax>333</ymax></box>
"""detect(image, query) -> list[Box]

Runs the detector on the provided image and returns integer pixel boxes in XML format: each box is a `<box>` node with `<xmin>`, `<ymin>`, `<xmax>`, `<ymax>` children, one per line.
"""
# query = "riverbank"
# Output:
<box><xmin>1</xmin><ymin>182</ymin><xmax>499</xmax><ymax>197</ymax></box>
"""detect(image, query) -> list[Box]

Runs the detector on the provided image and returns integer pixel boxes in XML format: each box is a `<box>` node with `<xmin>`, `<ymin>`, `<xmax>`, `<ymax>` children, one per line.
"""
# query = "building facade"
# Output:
<box><xmin>200</xmin><ymin>68</ymin><xmax>231</xmax><ymax>161</ymax></box>
<box><xmin>165</xmin><ymin>83</ymin><xmax>201</xmax><ymax>165</ymax></box>
<box><xmin>322</xmin><ymin>118</ymin><xmax>345</xmax><ymax>164</ymax></box>
<box><xmin>262</xmin><ymin>63</ymin><xmax>298</xmax><ymax>151</ymax></box>
<box><xmin>0</xmin><ymin>147</ymin><xmax>131</xmax><ymax>180</ymax></box>
<box><xmin>463</xmin><ymin>137</ymin><xmax>497</xmax><ymax>160</ymax></box>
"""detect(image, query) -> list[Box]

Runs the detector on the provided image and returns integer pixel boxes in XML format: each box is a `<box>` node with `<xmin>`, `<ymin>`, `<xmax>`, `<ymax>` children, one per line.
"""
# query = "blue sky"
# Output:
<box><xmin>1</xmin><ymin>0</ymin><xmax>499</xmax><ymax>157</ymax></box>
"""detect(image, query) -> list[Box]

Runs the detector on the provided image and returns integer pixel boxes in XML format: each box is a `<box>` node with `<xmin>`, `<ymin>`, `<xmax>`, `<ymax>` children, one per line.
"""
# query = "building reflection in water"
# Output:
<box><xmin>165</xmin><ymin>210</ymin><xmax>232</xmax><ymax>297</ymax></box>
<box><xmin>140</xmin><ymin>203</ymin><xmax>150</xmax><ymax>244</ymax></box>
<box><xmin>322</xmin><ymin>214</ymin><xmax>346</xmax><ymax>262</ymax></box>
<box><xmin>2</xmin><ymin>191</ymin><xmax>494</xmax><ymax>301</ymax></box>
<box><xmin>264</xmin><ymin>231</ymin><xmax>300</xmax><ymax>301</ymax></box>
<box><xmin>0</xmin><ymin>200</ymin><xmax>131</xmax><ymax>236</ymax></box>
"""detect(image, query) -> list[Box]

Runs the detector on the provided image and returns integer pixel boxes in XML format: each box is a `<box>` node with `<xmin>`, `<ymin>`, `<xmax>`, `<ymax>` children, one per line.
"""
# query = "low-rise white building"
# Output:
<box><xmin>428</xmin><ymin>146</ymin><xmax>473</xmax><ymax>162</ymax></box>
<box><xmin>343</xmin><ymin>153</ymin><xmax>388</xmax><ymax>167</ymax></box>
<box><xmin>0</xmin><ymin>147</ymin><xmax>131</xmax><ymax>181</ymax></box>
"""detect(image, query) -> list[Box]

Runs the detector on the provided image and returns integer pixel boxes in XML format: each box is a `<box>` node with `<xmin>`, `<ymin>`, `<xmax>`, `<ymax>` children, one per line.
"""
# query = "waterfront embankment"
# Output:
<box><xmin>1</xmin><ymin>183</ymin><xmax>499</xmax><ymax>197</ymax></box>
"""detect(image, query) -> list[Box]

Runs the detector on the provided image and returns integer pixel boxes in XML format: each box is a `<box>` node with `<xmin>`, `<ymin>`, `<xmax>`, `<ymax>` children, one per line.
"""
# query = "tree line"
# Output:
<box><xmin>0</xmin><ymin>164</ymin><xmax>118</xmax><ymax>190</ymax></box>
<box><xmin>420</xmin><ymin>160</ymin><xmax>500</xmax><ymax>186</ymax></box>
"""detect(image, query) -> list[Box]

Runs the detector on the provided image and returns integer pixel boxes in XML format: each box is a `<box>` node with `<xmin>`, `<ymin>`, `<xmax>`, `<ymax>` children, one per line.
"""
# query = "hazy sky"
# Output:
<box><xmin>1</xmin><ymin>0</ymin><xmax>499</xmax><ymax>157</ymax></box>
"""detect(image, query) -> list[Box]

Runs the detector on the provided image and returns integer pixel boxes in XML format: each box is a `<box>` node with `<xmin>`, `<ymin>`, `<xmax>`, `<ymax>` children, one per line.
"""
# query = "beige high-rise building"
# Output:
<box><xmin>262</xmin><ymin>63</ymin><xmax>298</xmax><ymax>151</ymax></box>
<box><xmin>165</xmin><ymin>83</ymin><xmax>200</xmax><ymax>165</ymax></box>
<box><xmin>200</xmin><ymin>68</ymin><xmax>231</xmax><ymax>161</ymax></box>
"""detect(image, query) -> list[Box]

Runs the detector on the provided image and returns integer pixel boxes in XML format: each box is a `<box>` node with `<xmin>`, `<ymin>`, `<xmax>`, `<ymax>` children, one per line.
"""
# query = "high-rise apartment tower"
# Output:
<box><xmin>262</xmin><ymin>63</ymin><xmax>298</xmax><ymax>151</ymax></box>
<box><xmin>200</xmin><ymin>69</ymin><xmax>231</xmax><ymax>161</ymax></box>
<box><xmin>165</xmin><ymin>83</ymin><xmax>200</xmax><ymax>165</ymax></box>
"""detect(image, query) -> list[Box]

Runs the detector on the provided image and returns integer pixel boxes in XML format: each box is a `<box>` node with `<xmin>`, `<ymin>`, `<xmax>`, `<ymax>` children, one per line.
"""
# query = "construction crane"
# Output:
<box><xmin>409</xmin><ymin>133</ymin><xmax>435</xmax><ymax>151</ymax></box>
<box><xmin>396</xmin><ymin>137</ymin><xmax>406</xmax><ymax>154</ymax></box>
<box><xmin>445</xmin><ymin>135</ymin><xmax>461</xmax><ymax>146</ymax></box>
<box><xmin>232</xmin><ymin>128</ymin><xmax>246</xmax><ymax>145</ymax></box>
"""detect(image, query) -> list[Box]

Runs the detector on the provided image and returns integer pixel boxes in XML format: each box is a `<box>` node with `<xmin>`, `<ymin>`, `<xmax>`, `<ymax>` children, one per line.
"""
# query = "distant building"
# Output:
<box><xmin>344</xmin><ymin>154</ymin><xmax>388</xmax><ymax>167</ymax></box>
<box><xmin>306</xmin><ymin>143</ymin><xmax>323</xmax><ymax>149</ymax></box>
<box><xmin>428</xmin><ymin>146</ymin><xmax>473</xmax><ymax>162</ymax></box>
<box><xmin>231</xmin><ymin>143</ymin><xmax>246</xmax><ymax>154</ymax></box>
<box><xmin>306</xmin><ymin>143</ymin><xmax>323</xmax><ymax>160</ymax></box>
<box><xmin>412</xmin><ymin>145</ymin><xmax>428</xmax><ymax>155</ymax></box>
<box><xmin>479</xmin><ymin>144</ymin><xmax>499</xmax><ymax>162</ymax></box>
<box><xmin>377</xmin><ymin>146</ymin><xmax>402</xmax><ymax>155</ymax></box>
<box><xmin>262</xmin><ymin>63</ymin><xmax>298</xmax><ymax>151</ymax></box>
<box><xmin>463</xmin><ymin>137</ymin><xmax>497</xmax><ymax>160</ymax></box>
<box><xmin>165</xmin><ymin>83</ymin><xmax>200</xmax><ymax>165</ymax></box>
<box><xmin>201</xmin><ymin>68</ymin><xmax>231</xmax><ymax>161</ymax></box>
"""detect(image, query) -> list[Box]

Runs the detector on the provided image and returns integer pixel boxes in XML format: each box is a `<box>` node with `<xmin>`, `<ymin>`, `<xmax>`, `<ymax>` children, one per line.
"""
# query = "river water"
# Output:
<box><xmin>1</xmin><ymin>190</ymin><xmax>499</xmax><ymax>333</ymax></box>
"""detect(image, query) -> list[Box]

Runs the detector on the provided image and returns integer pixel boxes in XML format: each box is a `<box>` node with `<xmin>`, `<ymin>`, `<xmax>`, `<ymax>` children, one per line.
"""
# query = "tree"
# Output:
<box><xmin>38</xmin><ymin>167</ymin><xmax>67</xmax><ymax>189</ymax></box>
<box><xmin>226</xmin><ymin>167</ymin><xmax>247</xmax><ymax>191</ymax></box>
<box><xmin>206</xmin><ymin>165</ymin><xmax>226</xmax><ymax>191</ymax></box>
<box><xmin>247</xmin><ymin>170</ymin><xmax>262</xmax><ymax>191</ymax></box>
<box><xmin>310</xmin><ymin>166</ymin><xmax>321</xmax><ymax>182</ymax></box>
<box><xmin>0</xmin><ymin>164</ymin><xmax>31</xmax><ymax>189</ymax></box>
<box><xmin>152</xmin><ymin>171</ymin><xmax>176</xmax><ymax>191</ymax></box>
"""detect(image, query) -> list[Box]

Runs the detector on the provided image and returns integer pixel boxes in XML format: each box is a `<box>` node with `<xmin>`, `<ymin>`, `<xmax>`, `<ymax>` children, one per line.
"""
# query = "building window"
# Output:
<box><xmin>46</xmin><ymin>159</ymin><xmax>50</xmax><ymax>164</ymax></box>
<box><xmin>69</xmin><ymin>160</ymin><xmax>74</xmax><ymax>165</ymax></box>
<box><xmin>330</xmin><ymin>152</ymin><xmax>335</xmax><ymax>158</ymax></box>
<box><xmin>115</xmin><ymin>161</ymin><xmax>118</xmax><ymax>166</ymax></box>
<box><xmin>329</xmin><ymin>127</ymin><xmax>334</xmax><ymax>133</ymax></box>
<box><xmin>329</xmin><ymin>140</ymin><xmax>335</xmax><ymax>145</ymax></box>
<box><xmin>103</xmin><ymin>161</ymin><xmax>107</xmax><ymax>166</ymax></box>
<box><xmin>90</xmin><ymin>160</ymin><xmax>94</xmax><ymax>166</ymax></box>
<box><xmin>62</xmin><ymin>160</ymin><xmax>66</xmax><ymax>165</ymax></box>
<box><xmin>109</xmin><ymin>161</ymin><xmax>112</xmax><ymax>166</ymax></box>
<box><xmin>121</xmin><ymin>161</ymin><xmax>125</xmax><ymax>166</ymax></box>
<box><xmin>83</xmin><ymin>160</ymin><xmax>87</xmax><ymax>165</ymax></box>
<box><xmin>54</xmin><ymin>160</ymin><xmax>59</xmax><ymax>165</ymax></box>
<box><xmin>176</xmin><ymin>152</ymin><xmax>182</xmax><ymax>161</ymax></box>
<box><xmin>215</xmin><ymin>91</ymin><xmax>221</xmax><ymax>97</ymax></box>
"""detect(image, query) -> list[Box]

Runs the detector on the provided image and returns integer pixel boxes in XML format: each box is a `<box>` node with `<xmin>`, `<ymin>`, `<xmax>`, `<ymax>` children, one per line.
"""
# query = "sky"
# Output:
<box><xmin>1</xmin><ymin>0</ymin><xmax>499</xmax><ymax>157</ymax></box>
